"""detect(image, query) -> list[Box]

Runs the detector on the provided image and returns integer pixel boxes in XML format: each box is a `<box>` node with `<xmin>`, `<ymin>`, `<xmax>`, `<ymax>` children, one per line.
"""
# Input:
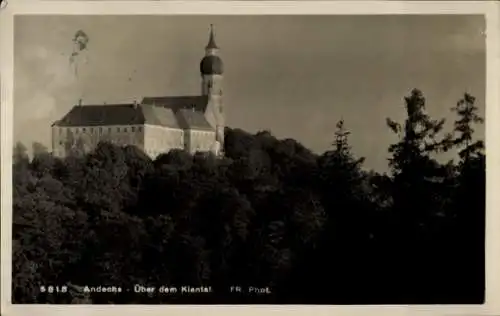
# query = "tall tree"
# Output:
<box><xmin>334</xmin><ymin>119</ymin><xmax>351</xmax><ymax>155</ymax></box>
<box><xmin>386</xmin><ymin>89</ymin><xmax>446</xmax><ymax>175</ymax></box>
<box><xmin>385</xmin><ymin>89</ymin><xmax>453</xmax><ymax>299</ymax></box>
<box><xmin>443</xmin><ymin>93</ymin><xmax>485</xmax><ymax>302</ymax></box>
<box><xmin>451</xmin><ymin>93</ymin><xmax>484</xmax><ymax>161</ymax></box>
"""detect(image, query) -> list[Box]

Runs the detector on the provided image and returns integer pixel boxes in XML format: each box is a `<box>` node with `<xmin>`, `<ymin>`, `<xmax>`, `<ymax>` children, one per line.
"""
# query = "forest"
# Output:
<box><xmin>12</xmin><ymin>89</ymin><xmax>485</xmax><ymax>304</ymax></box>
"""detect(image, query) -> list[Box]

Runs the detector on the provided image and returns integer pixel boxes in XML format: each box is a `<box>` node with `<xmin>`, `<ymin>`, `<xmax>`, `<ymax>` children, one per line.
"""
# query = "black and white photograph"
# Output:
<box><xmin>2</xmin><ymin>2</ymin><xmax>499</xmax><ymax>311</ymax></box>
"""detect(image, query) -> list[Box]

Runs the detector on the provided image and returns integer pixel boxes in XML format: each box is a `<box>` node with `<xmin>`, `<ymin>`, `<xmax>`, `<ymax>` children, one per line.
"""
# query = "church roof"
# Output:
<box><xmin>54</xmin><ymin>96</ymin><xmax>213</xmax><ymax>131</ymax></box>
<box><xmin>141</xmin><ymin>95</ymin><xmax>209</xmax><ymax>112</ymax></box>
<box><xmin>141</xmin><ymin>104</ymin><xmax>181</xmax><ymax>128</ymax></box>
<box><xmin>176</xmin><ymin>108</ymin><xmax>213</xmax><ymax>130</ymax></box>
<box><xmin>54</xmin><ymin>104</ymin><xmax>144</xmax><ymax>127</ymax></box>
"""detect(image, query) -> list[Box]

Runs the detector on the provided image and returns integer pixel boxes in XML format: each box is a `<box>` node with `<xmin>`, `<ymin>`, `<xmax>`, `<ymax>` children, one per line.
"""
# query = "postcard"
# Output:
<box><xmin>1</xmin><ymin>1</ymin><xmax>499</xmax><ymax>316</ymax></box>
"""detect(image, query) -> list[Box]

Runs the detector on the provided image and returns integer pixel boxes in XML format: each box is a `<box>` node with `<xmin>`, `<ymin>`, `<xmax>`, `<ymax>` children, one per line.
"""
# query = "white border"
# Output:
<box><xmin>1</xmin><ymin>2</ymin><xmax>499</xmax><ymax>316</ymax></box>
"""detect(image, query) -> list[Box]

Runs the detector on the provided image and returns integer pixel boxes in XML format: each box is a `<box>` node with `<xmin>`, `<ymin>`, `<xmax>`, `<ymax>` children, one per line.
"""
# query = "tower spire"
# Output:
<box><xmin>206</xmin><ymin>24</ymin><xmax>218</xmax><ymax>50</ymax></box>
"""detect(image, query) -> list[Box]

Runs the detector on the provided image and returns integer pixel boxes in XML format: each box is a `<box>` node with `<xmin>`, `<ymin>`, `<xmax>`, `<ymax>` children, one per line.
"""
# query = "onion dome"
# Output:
<box><xmin>200</xmin><ymin>55</ymin><xmax>223</xmax><ymax>75</ymax></box>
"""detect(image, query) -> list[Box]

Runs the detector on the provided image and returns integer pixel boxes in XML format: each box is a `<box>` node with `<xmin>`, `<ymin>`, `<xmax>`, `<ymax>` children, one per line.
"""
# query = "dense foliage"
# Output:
<box><xmin>12</xmin><ymin>89</ymin><xmax>485</xmax><ymax>304</ymax></box>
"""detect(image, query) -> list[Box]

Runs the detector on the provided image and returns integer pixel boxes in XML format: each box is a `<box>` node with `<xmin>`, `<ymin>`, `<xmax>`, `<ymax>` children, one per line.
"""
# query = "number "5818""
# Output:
<box><xmin>39</xmin><ymin>286</ymin><xmax>68</xmax><ymax>293</ymax></box>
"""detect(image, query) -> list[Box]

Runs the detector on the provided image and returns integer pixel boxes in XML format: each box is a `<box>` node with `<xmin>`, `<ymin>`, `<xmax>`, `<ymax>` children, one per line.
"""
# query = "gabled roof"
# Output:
<box><xmin>141</xmin><ymin>96</ymin><xmax>209</xmax><ymax>112</ymax></box>
<box><xmin>176</xmin><ymin>108</ymin><xmax>213</xmax><ymax>131</ymax></box>
<box><xmin>141</xmin><ymin>104</ymin><xmax>181</xmax><ymax>129</ymax></box>
<box><xmin>54</xmin><ymin>104</ymin><xmax>144</xmax><ymax>127</ymax></box>
<box><xmin>53</xmin><ymin>96</ymin><xmax>214</xmax><ymax>132</ymax></box>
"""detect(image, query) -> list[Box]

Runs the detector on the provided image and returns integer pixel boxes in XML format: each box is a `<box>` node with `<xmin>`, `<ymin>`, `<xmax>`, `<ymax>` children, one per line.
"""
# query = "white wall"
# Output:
<box><xmin>185</xmin><ymin>129</ymin><xmax>216</xmax><ymax>154</ymax></box>
<box><xmin>143</xmin><ymin>124</ymin><xmax>184</xmax><ymax>159</ymax></box>
<box><xmin>52</xmin><ymin>124</ymin><xmax>145</xmax><ymax>158</ymax></box>
<box><xmin>52</xmin><ymin>124</ymin><xmax>217</xmax><ymax>159</ymax></box>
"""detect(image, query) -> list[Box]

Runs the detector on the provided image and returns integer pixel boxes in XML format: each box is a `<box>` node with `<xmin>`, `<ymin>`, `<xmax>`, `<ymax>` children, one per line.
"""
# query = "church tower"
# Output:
<box><xmin>200</xmin><ymin>24</ymin><xmax>225</xmax><ymax>155</ymax></box>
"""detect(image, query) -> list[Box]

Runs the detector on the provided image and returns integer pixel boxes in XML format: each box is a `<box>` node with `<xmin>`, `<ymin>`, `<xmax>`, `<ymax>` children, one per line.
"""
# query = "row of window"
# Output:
<box><xmin>58</xmin><ymin>137</ymin><xmax>142</xmax><ymax>146</ymax></box>
<box><xmin>58</xmin><ymin>126</ymin><xmax>219</xmax><ymax>137</ymax></box>
<box><xmin>59</xmin><ymin>126</ymin><xmax>143</xmax><ymax>135</ymax></box>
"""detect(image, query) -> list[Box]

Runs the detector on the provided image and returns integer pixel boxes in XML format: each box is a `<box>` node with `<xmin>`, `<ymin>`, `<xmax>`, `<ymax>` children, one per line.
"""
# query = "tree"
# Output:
<box><xmin>32</xmin><ymin>142</ymin><xmax>48</xmax><ymax>156</ymax></box>
<box><xmin>31</xmin><ymin>142</ymin><xmax>54</xmax><ymax>178</ymax></box>
<box><xmin>451</xmin><ymin>93</ymin><xmax>484</xmax><ymax>161</ymax></box>
<box><xmin>385</xmin><ymin>89</ymin><xmax>456</xmax><ymax>299</ymax></box>
<box><xmin>334</xmin><ymin>119</ymin><xmax>351</xmax><ymax>154</ymax></box>
<box><xmin>11</xmin><ymin>103</ymin><xmax>485</xmax><ymax>304</ymax></box>
<box><xmin>386</xmin><ymin>89</ymin><xmax>450</xmax><ymax>219</ymax></box>
<box><xmin>13</xmin><ymin>142</ymin><xmax>29</xmax><ymax>167</ymax></box>
<box><xmin>441</xmin><ymin>93</ymin><xmax>485</xmax><ymax>302</ymax></box>
<box><xmin>386</xmin><ymin>89</ymin><xmax>447</xmax><ymax>174</ymax></box>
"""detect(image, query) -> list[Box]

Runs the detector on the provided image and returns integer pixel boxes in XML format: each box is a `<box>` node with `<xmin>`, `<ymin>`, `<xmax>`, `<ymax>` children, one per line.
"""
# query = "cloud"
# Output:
<box><xmin>33</xmin><ymin>46</ymin><xmax>49</xmax><ymax>61</ymax></box>
<box><xmin>25</xmin><ymin>91</ymin><xmax>58</xmax><ymax>120</ymax></box>
<box><xmin>15</xmin><ymin>42</ymin><xmax>82</xmax><ymax>150</ymax></box>
<box><xmin>16</xmin><ymin>43</ymin><xmax>79</xmax><ymax>114</ymax></box>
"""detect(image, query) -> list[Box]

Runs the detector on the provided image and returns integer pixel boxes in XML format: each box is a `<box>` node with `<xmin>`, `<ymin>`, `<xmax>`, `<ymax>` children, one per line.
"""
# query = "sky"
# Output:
<box><xmin>14</xmin><ymin>15</ymin><xmax>486</xmax><ymax>171</ymax></box>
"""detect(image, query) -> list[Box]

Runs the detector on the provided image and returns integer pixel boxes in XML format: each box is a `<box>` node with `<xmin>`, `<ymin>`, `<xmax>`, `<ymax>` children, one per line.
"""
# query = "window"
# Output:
<box><xmin>75</xmin><ymin>128</ymin><xmax>79</xmax><ymax>134</ymax></box>
<box><xmin>83</xmin><ymin>127</ymin><xmax>86</xmax><ymax>132</ymax></box>
<box><xmin>138</xmin><ymin>126</ymin><xmax>142</xmax><ymax>132</ymax></box>
<box><xmin>99</xmin><ymin>127</ymin><xmax>103</xmax><ymax>134</ymax></box>
<box><xmin>90</xmin><ymin>127</ymin><xmax>94</xmax><ymax>133</ymax></box>
<box><xmin>117</xmin><ymin>127</ymin><xmax>121</xmax><ymax>132</ymax></box>
<box><xmin>131</xmin><ymin>127</ymin><xmax>135</xmax><ymax>132</ymax></box>
<box><xmin>124</xmin><ymin>127</ymin><xmax>128</xmax><ymax>132</ymax></box>
<box><xmin>108</xmin><ymin>127</ymin><xmax>111</xmax><ymax>133</ymax></box>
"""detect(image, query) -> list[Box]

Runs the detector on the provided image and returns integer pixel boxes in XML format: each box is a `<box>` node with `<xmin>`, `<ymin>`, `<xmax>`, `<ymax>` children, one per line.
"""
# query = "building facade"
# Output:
<box><xmin>51</xmin><ymin>25</ymin><xmax>225</xmax><ymax>159</ymax></box>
